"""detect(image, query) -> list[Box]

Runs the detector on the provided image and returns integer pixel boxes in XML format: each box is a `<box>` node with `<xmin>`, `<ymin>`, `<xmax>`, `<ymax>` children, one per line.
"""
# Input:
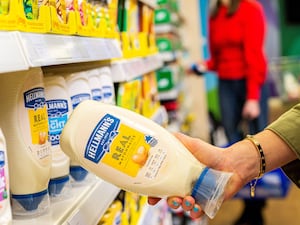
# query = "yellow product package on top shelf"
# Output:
<box><xmin>20</xmin><ymin>0</ymin><xmax>51</xmax><ymax>33</ymax></box>
<box><xmin>0</xmin><ymin>0</ymin><xmax>18</xmax><ymax>30</ymax></box>
<box><xmin>88</xmin><ymin>0</ymin><xmax>107</xmax><ymax>38</ymax></box>
<box><xmin>49</xmin><ymin>0</ymin><xmax>76</xmax><ymax>35</ymax></box>
<box><xmin>0</xmin><ymin>0</ymin><xmax>51</xmax><ymax>32</ymax></box>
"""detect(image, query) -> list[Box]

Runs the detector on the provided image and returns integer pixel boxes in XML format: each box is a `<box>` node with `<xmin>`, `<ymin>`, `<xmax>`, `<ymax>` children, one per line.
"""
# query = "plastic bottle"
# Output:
<box><xmin>64</xmin><ymin>72</ymin><xmax>92</xmax><ymax>183</ymax></box>
<box><xmin>0</xmin><ymin>68</ymin><xmax>51</xmax><ymax>217</ymax></box>
<box><xmin>98</xmin><ymin>66</ymin><xmax>116</xmax><ymax>105</ymax></box>
<box><xmin>44</xmin><ymin>75</ymin><xmax>71</xmax><ymax>199</ymax></box>
<box><xmin>60</xmin><ymin>100</ymin><xmax>232</xmax><ymax>218</ymax></box>
<box><xmin>87</xmin><ymin>69</ymin><xmax>102</xmax><ymax>102</ymax></box>
<box><xmin>0</xmin><ymin>128</ymin><xmax>12</xmax><ymax>224</ymax></box>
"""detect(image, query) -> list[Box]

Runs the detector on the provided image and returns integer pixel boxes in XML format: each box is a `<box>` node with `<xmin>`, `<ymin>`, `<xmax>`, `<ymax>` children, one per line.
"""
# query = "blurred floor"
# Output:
<box><xmin>208</xmin><ymin>184</ymin><xmax>300</xmax><ymax>225</ymax></box>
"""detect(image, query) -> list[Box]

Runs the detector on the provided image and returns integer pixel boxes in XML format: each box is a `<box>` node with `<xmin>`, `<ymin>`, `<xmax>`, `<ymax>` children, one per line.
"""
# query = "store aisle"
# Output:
<box><xmin>209</xmin><ymin>185</ymin><xmax>300</xmax><ymax>225</ymax></box>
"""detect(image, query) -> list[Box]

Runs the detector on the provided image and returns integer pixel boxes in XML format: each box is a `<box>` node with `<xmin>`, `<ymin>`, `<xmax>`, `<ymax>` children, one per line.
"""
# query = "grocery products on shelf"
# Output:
<box><xmin>44</xmin><ymin>75</ymin><xmax>72</xmax><ymax>201</ymax></box>
<box><xmin>0</xmin><ymin>68</ymin><xmax>52</xmax><ymax>217</ymax></box>
<box><xmin>0</xmin><ymin>0</ymin><xmax>172</xmax><ymax>224</ymax></box>
<box><xmin>64</xmin><ymin>71</ymin><xmax>92</xmax><ymax>184</ymax></box>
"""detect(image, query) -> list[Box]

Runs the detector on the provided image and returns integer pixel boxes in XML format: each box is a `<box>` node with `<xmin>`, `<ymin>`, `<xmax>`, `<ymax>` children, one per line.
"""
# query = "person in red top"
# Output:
<box><xmin>206</xmin><ymin>1</ymin><xmax>269</xmax><ymax>225</ymax></box>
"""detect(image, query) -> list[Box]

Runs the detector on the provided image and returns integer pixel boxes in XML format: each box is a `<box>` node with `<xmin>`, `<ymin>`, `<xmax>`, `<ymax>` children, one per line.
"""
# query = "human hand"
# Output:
<box><xmin>242</xmin><ymin>99</ymin><xmax>260</xmax><ymax>120</ymax></box>
<box><xmin>185</xmin><ymin>62</ymin><xmax>207</xmax><ymax>76</ymax></box>
<box><xmin>148</xmin><ymin>133</ymin><xmax>252</xmax><ymax>219</ymax></box>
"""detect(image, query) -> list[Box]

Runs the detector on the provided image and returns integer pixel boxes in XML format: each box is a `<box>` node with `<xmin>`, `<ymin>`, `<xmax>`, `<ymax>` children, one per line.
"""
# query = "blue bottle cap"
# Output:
<box><xmin>12</xmin><ymin>190</ymin><xmax>48</xmax><ymax>211</ymax></box>
<box><xmin>70</xmin><ymin>166</ymin><xmax>88</xmax><ymax>181</ymax></box>
<box><xmin>48</xmin><ymin>175</ymin><xmax>70</xmax><ymax>196</ymax></box>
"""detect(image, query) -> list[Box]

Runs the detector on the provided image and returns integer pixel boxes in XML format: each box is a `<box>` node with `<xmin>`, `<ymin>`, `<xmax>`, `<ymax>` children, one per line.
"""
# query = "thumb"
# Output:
<box><xmin>173</xmin><ymin>132</ymin><xmax>222</xmax><ymax>168</ymax></box>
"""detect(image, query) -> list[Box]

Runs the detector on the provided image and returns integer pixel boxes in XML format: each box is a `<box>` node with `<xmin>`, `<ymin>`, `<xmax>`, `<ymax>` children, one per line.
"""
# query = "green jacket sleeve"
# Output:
<box><xmin>266</xmin><ymin>103</ymin><xmax>300</xmax><ymax>188</ymax></box>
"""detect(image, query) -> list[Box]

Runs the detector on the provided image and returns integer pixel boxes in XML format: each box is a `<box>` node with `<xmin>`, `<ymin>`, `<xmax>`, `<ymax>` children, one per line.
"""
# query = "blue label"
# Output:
<box><xmin>47</xmin><ymin>99</ymin><xmax>69</xmax><ymax>146</ymax></box>
<box><xmin>70</xmin><ymin>93</ymin><xmax>91</xmax><ymax>109</ymax></box>
<box><xmin>24</xmin><ymin>87</ymin><xmax>46</xmax><ymax>110</ymax></box>
<box><xmin>102</xmin><ymin>86</ymin><xmax>113</xmax><ymax>99</ymax></box>
<box><xmin>91</xmin><ymin>88</ymin><xmax>102</xmax><ymax>101</ymax></box>
<box><xmin>47</xmin><ymin>99</ymin><xmax>69</xmax><ymax>116</ymax></box>
<box><xmin>85</xmin><ymin>114</ymin><xmax>120</xmax><ymax>163</ymax></box>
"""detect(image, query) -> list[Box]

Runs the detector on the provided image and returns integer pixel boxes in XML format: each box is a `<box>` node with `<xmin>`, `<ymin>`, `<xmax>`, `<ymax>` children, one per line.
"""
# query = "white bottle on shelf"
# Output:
<box><xmin>87</xmin><ymin>69</ymin><xmax>102</xmax><ymax>102</ymax></box>
<box><xmin>64</xmin><ymin>72</ymin><xmax>92</xmax><ymax>184</ymax></box>
<box><xmin>44</xmin><ymin>75</ymin><xmax>72</xmax><ymax>200</ymax></box>
<box><xmin>60</xmin><ymin>100</ymin><xmax>232</xmax><ymax>219</ymax></box>
<box><xmin>98</xmin><ymin>66</ymin><xmax>116</xmax><ymax>105</ymax></box>
<box><xmin>0</xmin><ymin>128</ymin><xmax>12</xmax><ymax>225</ymax></box>
<box><xmin>0</xmin><ymin>68</ymin><xmax>51</xmax><ymax>217</ymax></box>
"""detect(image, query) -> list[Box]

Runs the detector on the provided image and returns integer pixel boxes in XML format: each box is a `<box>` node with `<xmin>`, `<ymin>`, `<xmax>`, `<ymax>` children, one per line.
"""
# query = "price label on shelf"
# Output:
<box><xmin>18</xmin><ymin>32</ymin><xmax>122</xmax><ymax>67</ymax></box>
<box><xmin>0</xmin><ymin>32</ymin><xmax>28</xmax><ymax>73</ymax></box>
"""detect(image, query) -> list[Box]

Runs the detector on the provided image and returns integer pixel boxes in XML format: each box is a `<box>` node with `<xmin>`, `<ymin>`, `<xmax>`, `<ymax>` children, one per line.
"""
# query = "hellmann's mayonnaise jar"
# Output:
<box><xmin>44</xmin><ymin>75</ymin><xmax>71</xmax><ymax>200</ymax></box>
<box><xmin>64</xmin><ymin>72</ymin><xmax>92</xmax><ymax>183</ymax></box>
<box><xmin>87</xmin><ymin>69</ymin><xmax>102</xmax><ymax>102</ymax></box>
<box><xmin>98</xmin><ymin>66</ymin><xmax>115</xmax><ymax>105</ymax></box>
<box><xmin>0</xmin><ymin>68</ymin><xmax>51</xmax><ymax>217</ymax></box>
<box><xmin>60</xmin><ymin>100</ymin><xmax>232</xmax><ymax>218</ymax></box>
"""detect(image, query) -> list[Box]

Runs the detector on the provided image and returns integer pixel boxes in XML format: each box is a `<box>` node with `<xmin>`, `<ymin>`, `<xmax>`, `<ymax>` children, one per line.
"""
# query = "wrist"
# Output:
<box><xmin>225</xmin><ymin>140</ymin><xmax>261</xmax><ymax>184</ymax></box>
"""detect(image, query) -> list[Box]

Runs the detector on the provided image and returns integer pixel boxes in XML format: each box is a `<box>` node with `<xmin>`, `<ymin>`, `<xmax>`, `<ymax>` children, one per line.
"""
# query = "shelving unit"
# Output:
<box><xmin>0</xmin><ymin>32</ymin><xmax>28</xmax><ymax>73</ymax></box>
<box><xmin>1</xmin><ymin>29</ymin><xmax>166</xmax><ymax>225</ymax></box>
<box><xmin>13</xmin><ymin>176</ymin><xmax>120</xmax><ymax>225</ymax></box>
<box><xmin>111</xmin><ymin>54</ymin><xmax>163</xmax><ymax>82</ymax></box>
<box><xmin>0</xmin><ymin>0</ymin><xmax>170</xmax><ymax>223</ymax></box>
<box><xmin>0</xmin><ymin>31</ymin><xmax>122</xmax><ymax>73</ymax></box>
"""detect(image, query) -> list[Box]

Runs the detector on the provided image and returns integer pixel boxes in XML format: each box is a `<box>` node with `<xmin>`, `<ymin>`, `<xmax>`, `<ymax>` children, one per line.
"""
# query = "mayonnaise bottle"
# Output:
<box><xmin>0</xmin><ymin>128</ymin><xmax>12</xmax><ymax>225</ymax></box>
<box><xmin>98</xmin><ymin>66</ymin><xmax>116</xmax><ymax>105</ymax></box>
<box><xmin>0</xmin><ymin>68</ymin><xmax>51</xmax><ymax>217</ymax></box>
<box><xmin>44</xmin><ymin>75</ymin><xmax>71</xmax><ymax>199</ymax></box>
<box><xmin>60</xmin><ymin>100</ymin><xmax>232</xmax><ymax>218</ymax></box>
<box><xmin>64</xmin><ymin>72</ymin><xmax>92</xmax><ymax>183</ymax></box>
<box><xmin>87</xmin><ymin>69</ymin><xmax>102</xmax><ymax>102</ymax></box>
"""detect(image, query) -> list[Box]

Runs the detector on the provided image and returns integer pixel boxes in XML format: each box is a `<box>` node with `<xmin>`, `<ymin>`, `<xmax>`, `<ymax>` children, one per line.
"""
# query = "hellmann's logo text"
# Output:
<box><xmin>24</xmin><ymin>88</ymin><xmax>46</xmax><ymax>109</ymax></box>
<box><xmin>85</xmin><ymin>114</ymin><xmax>120</xmax><ymax>163</ymax></box>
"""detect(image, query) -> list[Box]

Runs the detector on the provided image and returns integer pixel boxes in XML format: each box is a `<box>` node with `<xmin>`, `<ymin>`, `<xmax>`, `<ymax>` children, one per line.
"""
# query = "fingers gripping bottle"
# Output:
<box><xmin>64</xmin><ymin>72</ymin><xmax>92</xmax><ymax>183</ymax></box>
<box><xmin>0</xmin><ymin>68</ymin><xmax>51</xmax><ymax>217</ymax></box>
<box><xmin>44</xmin><ymin>75</ymin><xmax>71</xmax><ymax>199</ymax></box>
<box><xmin>0</xmin><ymin>128</ymin><xmax>13</xmax><ymax>224</ymax></box>
<box><xmin>60</xmin><ymin>100</ymin><xmax>232</xmax><ymax>218</ymax></box>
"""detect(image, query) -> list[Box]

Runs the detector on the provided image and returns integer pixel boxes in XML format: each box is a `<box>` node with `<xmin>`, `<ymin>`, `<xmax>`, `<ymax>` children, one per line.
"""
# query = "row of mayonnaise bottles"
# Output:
<box><xmin>0</xmin><ymin>66</ymin><xmax>115</xmax><ymax>222</ymax></box>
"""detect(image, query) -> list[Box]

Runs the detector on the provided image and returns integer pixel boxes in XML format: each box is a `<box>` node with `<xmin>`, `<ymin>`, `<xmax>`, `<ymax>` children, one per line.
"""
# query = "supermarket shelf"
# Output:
<box><xmin>111</xmin><ymin>54</ymin><xmax>163</xmax><ymax>82</ymax></box>
<box><xmin>0</xmin><ymin>32</ymin><xmax>28</xmax><ymax>73</ymax></box>
<box><xmin>13</xmin><ymin>176</ymin><xmax>120</xmax><ymax>225</ymax></box>
<box><xmin>158</xmin><ymin>89</ymin><xmax>179</xmax><ymax>101</ymax></box>
<box><xmin>137</xmin><ymin>200</ymin><xmax>173</xmax><ymax>225</ymax></box>
<box><xmin>19</xmin><ymin>32</ymin><xmax>122</xmax><ymax>67</ymax></box>
<box><xmin>0</xmin><ymin>31</ymin><xmax>122</xmax><ymax>73</ymax></box>
<box><xmin>158</xmin><ymin>51</ymin><xmax>177</xmax><ymax>62</ymax></box>
<box><xmin>10</xmin><ymin>106</ymin><xmax>167</xmax><ymax>225</ymax></box>
<box><xmin>155</xmin><ymin>24</ymin><xmax>178</xmax><ymax>34</ymax></box>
